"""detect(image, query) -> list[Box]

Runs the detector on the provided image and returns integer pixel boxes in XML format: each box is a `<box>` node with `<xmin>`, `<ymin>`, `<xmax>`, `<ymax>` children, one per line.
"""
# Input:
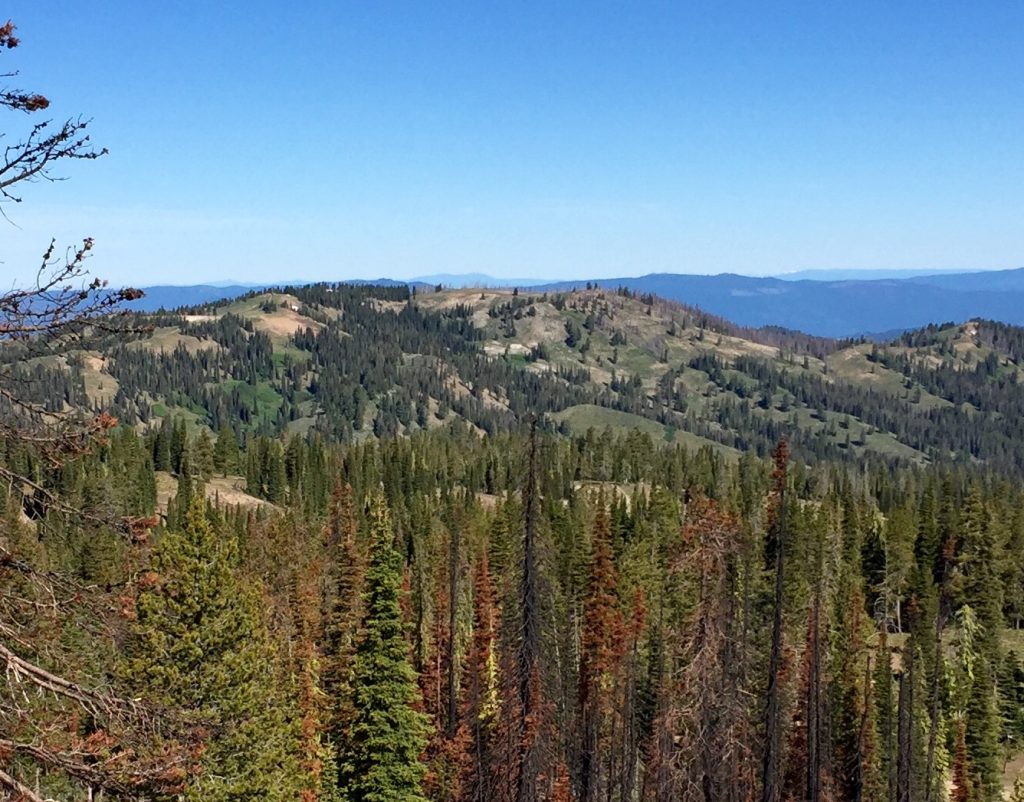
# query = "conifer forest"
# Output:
<box><xmin>3</xmin><ymin>16</ymin><xmax>1024</xmax><ymax>802</ymax></box>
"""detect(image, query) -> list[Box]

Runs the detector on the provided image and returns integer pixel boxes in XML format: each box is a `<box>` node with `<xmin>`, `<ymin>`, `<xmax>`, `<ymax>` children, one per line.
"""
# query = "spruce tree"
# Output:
<box><xmin>154</xmin><ymin>414</ymin><xmax>173</xmax><ymax>471</ymax></box>
<box><xmin>323</xmin><ymin>480</ymin><xmax>367</xmax><ymax>775</ymax></box>
<box><xmin>957</xmin><ymin>489</ymin><xmax>1003</xmax><ymax>801</ymax></box>
<box><xmin>213</xmin><ymin>423</ymin><xmax>240</xmax><ymax>476</ymax></box>
<box><xmin>337</xmin><ymin>492</ymin><xmax>429</xmax><ymax>802</ymax></box>
<box><xmin>170</xmin><ymin>415</ymin><xmax>188</xmax><ymax>473</ymax></box>
<box><xmin>194</xmin><ymin>428</ymin><xmax>215</xmax><ymax>479</ymax></box>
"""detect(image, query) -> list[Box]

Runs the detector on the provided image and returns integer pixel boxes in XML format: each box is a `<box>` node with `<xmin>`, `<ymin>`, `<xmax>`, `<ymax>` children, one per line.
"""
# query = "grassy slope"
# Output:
<box><xmin>551</xmin><ymin>403</ymin><xmax>740</xmax><ymax>458</ymax></box>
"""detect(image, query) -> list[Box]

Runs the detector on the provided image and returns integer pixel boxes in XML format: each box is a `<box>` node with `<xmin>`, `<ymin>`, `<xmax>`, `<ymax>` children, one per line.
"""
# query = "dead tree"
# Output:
<box><xmin>0</xmin><ymin>21</ymin><xmax>186</xmax><ymax>800</ymax></box>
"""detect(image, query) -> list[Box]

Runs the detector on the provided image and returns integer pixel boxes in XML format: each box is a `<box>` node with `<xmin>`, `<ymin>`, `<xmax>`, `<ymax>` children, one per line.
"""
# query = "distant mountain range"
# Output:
<box><xmin>130</xmin><ymin>278</ymin><xmax>423</xmax><ymax>314</ymax></box>
<box><xmin>533</xmin><ymin>268</ymin><xmax>1024</xmax><ymax>337</ymax></box>
<box><xmin>129</xmin><ymin>267</ymin><xmax>1024</xmax><ymax>338</ymax></box>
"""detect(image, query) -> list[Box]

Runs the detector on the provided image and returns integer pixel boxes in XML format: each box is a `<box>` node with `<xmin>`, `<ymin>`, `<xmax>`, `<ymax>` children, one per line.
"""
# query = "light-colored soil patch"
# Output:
<box><xmin>440</xmin><ymin>368</ymin><xmax>501</xmax><ymax>409</ymax></box>
<box><xmin>417</xmin><ymin>288</ymin><xmax>503</xmax><ymax>312</ymax></box>
<box><xmin>131</xmin><ymin>327</ymin><xmax>221</xmax><ymax>354</ymax></box>
<box><xmin>483</xmin><ymin>341</ymin><xmax>531</xmax><ymax>356</ymax></box>
<box><xmin>475</xmin><ymin>492</ymin><xmax>501</xmax><ymax>510</ymax></box>
<box><xmin>1005</xmin><ymin>751</ymin><xmax>1024</xmax><ymax>797</ymax></box>
<box><xmin>480</xmin><ymin>388</ymin><xmax>509</xmax><ymax>411</ymax></box>
<box><xmin>709</xmin><ymin>334</ymin><xmax>778</xmax><ymax>360</ymax></box>
<box><xmin>81</xmin><ymin>354</ymin><xmax>120</xmax><ymax>407</ymax></box>
<box><xmin>253</xmin><ymin>307</ymin><xmax>324</xmax><ymax>338</ymax></box>
<box><xmin>513</xmin><ymin>302</ymin><xmax>578</xmax><ymax>346</ymax></box>
<box><xmin>227</xmin><ymin>293</ymin><xmax>324</xmax><ymax>340</ymax></box>
<box><xmin>154</xmin><ymin>471</ymin><xmax>274</xmax><ymax>513</ymax></box>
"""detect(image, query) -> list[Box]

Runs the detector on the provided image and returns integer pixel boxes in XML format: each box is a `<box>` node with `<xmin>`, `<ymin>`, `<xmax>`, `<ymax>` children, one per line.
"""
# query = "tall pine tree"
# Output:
<box><xmin>337</xmin><ymin>491</ymin><xmax>430</xmax><ymax>802</ymax></box>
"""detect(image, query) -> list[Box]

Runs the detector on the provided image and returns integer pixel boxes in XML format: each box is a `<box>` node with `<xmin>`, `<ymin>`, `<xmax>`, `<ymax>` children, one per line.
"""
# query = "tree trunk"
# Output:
<box><xmin>761</xmin><ymin>440</ymin><xmax>789</xmax><ymax>802</ymax></box>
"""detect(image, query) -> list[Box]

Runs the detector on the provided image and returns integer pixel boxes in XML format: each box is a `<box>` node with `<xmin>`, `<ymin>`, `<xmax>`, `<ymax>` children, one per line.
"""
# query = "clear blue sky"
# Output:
<box><xmin>2</xmin><ymin>2</ymin><xmax>1023</xmax><ymax>287</ymax></box>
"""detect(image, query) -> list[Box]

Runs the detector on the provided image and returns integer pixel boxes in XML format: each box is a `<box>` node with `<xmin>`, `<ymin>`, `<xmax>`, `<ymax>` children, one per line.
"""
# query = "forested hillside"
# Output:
<box><xmin>3</xmin><ymin>277</ymin><xmax>1024</xmax><ymax>801</ymax></box>
<box><xmin>4</xmin><ymin>419</ymin><xmax>1024</xmax><ymax>800</ymax></box>
<box><xmin>16</xmin><ymin>282</ymin><xmax>1024</xmax><ymax>474</ymax></box>
<box><xmin>4</xmin><ymin>9</ymin><xmax>1024</xmax><ymax>802</ymax></box>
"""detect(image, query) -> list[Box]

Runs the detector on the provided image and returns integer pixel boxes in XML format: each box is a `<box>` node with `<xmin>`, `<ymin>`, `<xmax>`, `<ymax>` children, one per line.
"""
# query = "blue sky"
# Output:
<box><xmin>2</xmin><ymin>2</ymin><xmax>1023</xmax><ymax>287</ymax></box>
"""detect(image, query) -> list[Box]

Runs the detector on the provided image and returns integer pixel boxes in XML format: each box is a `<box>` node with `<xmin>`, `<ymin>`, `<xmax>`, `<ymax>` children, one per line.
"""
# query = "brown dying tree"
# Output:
<box><xmin>0</xmin><ymin>21</ymin><xmax>191</xmax><ymax>801</ymax></box>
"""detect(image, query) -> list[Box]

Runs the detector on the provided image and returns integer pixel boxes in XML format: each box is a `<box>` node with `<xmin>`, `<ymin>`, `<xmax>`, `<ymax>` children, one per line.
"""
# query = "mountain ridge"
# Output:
<box><xmin>17</xmin><ymin>282</ymin><xmax>1024</xmax><ymax>476</ymax></box>
<box><xmin>127</xmin><ymin>267</ymin><xmax>1024</xmax><ymax>337</ymax></box>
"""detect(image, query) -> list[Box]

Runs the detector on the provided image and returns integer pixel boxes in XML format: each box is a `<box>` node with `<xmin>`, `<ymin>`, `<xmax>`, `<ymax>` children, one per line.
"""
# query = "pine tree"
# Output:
<box><xmin>957</xmin><ymin>490</ymin><xmax>1003</xmax><ymax>802</ymax></box>
<box><xmin>874</xmin><ymin>629</ymin><xmax>898</xmax><ymax>802</ymax></box>
<box><xmin>194</xmin><ymin>428</ymin><xmax>215</xmax><ymax>479</ymax></box>
<box><xmin>291</xmin><ymin>551</ymin><xmax>337</xmax><ymax>802</ymax></box>
<box><xmin>323</xmin><ymin>480</ymin><xmax>366</xmax><ymax>762</ymax></box>
<box><xmin>170</xmin><ymin>415</ymin><xmax>188</xmax><ymax>473</ymax></box>
<box><xmin>122</xmin><ymin>497</ymin><xmax>303</xmax><ymax>801</ymax></box>
<box><xmin>577</xmin><ymin>498</ymin><xmax>624</xmax><ymax>802</ymax></box>
<box><xmin>154</xmin><ymin>414</ymin><xmax>173</xmax><ymax>471</ymax></box>
<box><xmin>950</xmin><ymin>718</ymin><xmax>972</xmax><ymax>802</ymax></box>
<box><xmin>267</xmin><ymin>440</ymin><xmax>289</xmax><ymax>504</ymax></box>
<box><xmin>213</xmin><ymin>422</ymin><xmax>240</xmax><ymax>476</ymax></box>
<box><xmin>458</xmin><ymin>552</ymin><xmax>501</xmax><ymax>802</ymax></box>
<box><xmin>831</xmin><ymin>499</ymin><xmax>879</xmax><ymax>802</ymax></box>
<box><xmin>337</xmin><ymin>492</ymin><xmax>430</xmax><ymax>802</ymax></box>
<box><xmin>762</xmin><ymin>438</ymin><xmax>790</xmax><ymax>802</ymax></box>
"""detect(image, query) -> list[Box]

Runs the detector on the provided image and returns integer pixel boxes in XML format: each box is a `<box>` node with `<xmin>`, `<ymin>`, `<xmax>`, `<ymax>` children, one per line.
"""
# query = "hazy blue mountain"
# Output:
<box><xmin>535</xmin><ymin>272</ymin><xmax>1024</xmax><ymax>337</ymax></box>
<box><xmin>128</xmin><ymin>267</ymin><xmax>1024</xmax><ymax>336</ymax></box>
<box><xmin>905</xmin><ymin>266</ymin><xmax>1024</xmax><ymax>291</ymax></box>
<box><xmin>776</xmin><ymin>268</ymin><xmax>981</xmax><ymax>281</ymax></box>
<box><xmin>127</xmin><ymin>285</ymin><xmax>257</xmax><ymax>311</ymax></box>
<box><xmin>413</xmin><ymin>272</ymin><xmax>537</xmax><ymax>287</ymax></box>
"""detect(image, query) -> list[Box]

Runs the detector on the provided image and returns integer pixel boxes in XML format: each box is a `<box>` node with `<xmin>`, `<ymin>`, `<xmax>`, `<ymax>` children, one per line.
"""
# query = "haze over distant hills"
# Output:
<box><xmin>128</xmin><ymin>267</ymin><xmax>1024</xmax><ymax>338</ymax></box>
<box><xmin>775</xmin><ymin>268</ymin><xmax>988</xmax><ymax>281</ymax></box>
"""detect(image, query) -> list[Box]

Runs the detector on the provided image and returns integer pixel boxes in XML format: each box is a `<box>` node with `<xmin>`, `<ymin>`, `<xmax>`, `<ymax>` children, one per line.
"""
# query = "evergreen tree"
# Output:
<box><xmin>194</xmin><ymin>428</ymin><xmax>215</xmax><ymax>479</ymax></box>
<box><xmin>576</xmin><ymin>498</ymin><xmax>624</xmax><ymax>802</ymax></box>
<box><xmin>323</xmin><ymin>479</ymin><xmax>366</xmax><ymax>763</ymax></box>
<box><xmin>122</xmin><ymin>498</ymin><xmax>303</xmax><ymax>801</ymax></box>
<box><xmin>154</xmin><ymin>414</ymin><xmax>173</xmax><ymax>471</ymax></box>
<box><xmin>337</xmin><ymin>492</ymin><xmax>430</xmax><ymax>802</ymax></box>
<box><xmin>213</xmin><ymin>422</ymin><xmax>241</xmax><ymax>475</ymax></box>
<box><xmin>170</xmin><ymin>415</ymin><xmax>188</xmax><ymax>473</ymax></box>
<box><xmin>458</xmin><ymin>552</ymin><xmax>500</xmax><ymax>802</ymax></box>
<box><xmin>957</xmin><ymin>490</ymin><xmax>1004</xmax><ymax>801</ymax></box>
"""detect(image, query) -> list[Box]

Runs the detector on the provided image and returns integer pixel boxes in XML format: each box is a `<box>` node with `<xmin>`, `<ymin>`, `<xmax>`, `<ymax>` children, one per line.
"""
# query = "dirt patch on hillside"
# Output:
<box><xmin>155</xmin><ymin>472</ymin><xmax>274</xmax><ymax>513</ymax></box>
<box><xmin>483</xmin><ymin>341</ymin><xmax>531</xmax><ymax>356</ymax></box>
<box><xmin>1005</xmin><ymin>751</ymin><xmax>1024</xmax><ymax>796</ymax></box>
<box><xmin>81</xmin><ymin>354</ymin><xmax>120</xmax><ymax>406</ymax></box>
<box><xmin>253</xmin><ymin>307</ymin><xmax>324</xmax><ymax>338</ymax></box>
<box><xmin>132</xmin><ymin>327</ymin><xmax>221</xmax><ymax>354</ymax></box>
